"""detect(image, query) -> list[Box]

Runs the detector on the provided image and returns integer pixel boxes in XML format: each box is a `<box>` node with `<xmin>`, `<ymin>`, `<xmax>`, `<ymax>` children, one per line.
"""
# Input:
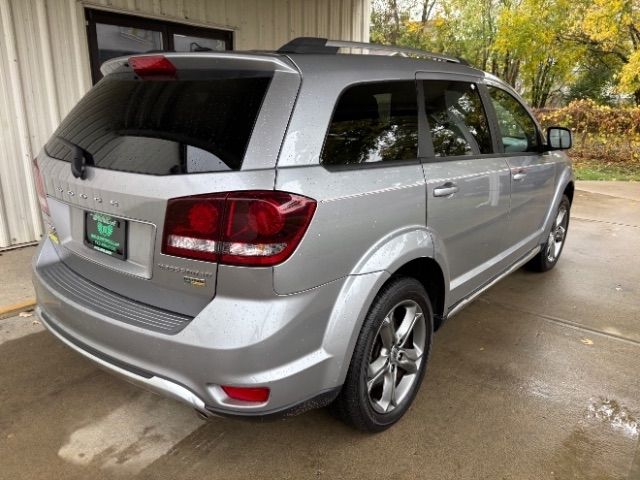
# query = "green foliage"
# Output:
<box><xmin>535</xmin><ymin>99</ymin><xmax>640</xmax><ymax>137</ymax></box>
<box><xmin>370</xmin><ymin>0</ymin><xmax>414</xmax><ymax>46</ymax></box>
<box><xmin>576</xmin><ymin>0</ymin><xmax>640</xmax><ymax>102</ymax></box>
<box><xmin>620</xmin><ymin>50</ymin><xmax>640</xmax><ymax>100</ymax></box>
<box><xmin>535</xmin><ymin>100</ymin><xmax>640</xmax><ymax>169</ymax></box>
<box><xmin>573</xmin><ymin>161</ymin><xmax>640</xmax><ymax>181</ymax></box>
<box><xmin>494</xmin><ymin>0</ymin><xmax>586</xmax><ymax>107</ymax></box>
<box><xmin>565</xmin><ymin>54</ymin><xmax>620</xmax><ymax>105</ymax></box>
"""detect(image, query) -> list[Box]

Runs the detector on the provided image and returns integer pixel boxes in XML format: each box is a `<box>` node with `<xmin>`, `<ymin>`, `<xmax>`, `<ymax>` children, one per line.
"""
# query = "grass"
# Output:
<box><xmin>572</xmin><ymin>158</ymin><xmax>640</xmax><ymax>182</ymax></box>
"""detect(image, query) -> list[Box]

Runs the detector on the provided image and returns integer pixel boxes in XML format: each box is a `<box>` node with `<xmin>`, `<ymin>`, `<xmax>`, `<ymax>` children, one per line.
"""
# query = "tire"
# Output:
<box><xmin>331</xmin><ymin>276</ymin><xmax>434</xmax><ymax>432</ymax></box>
<box><xmin>526</xmin><ymin>194</ymin><xmax>571</xmax><ymax>272</ymax></box>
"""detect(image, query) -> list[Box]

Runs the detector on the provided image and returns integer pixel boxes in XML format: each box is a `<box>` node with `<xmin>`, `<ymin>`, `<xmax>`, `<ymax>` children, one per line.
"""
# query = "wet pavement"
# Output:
<box><xmin>1</xmin><ymin>185</ymin><xmax>639</xmax><ymax>479</ymax></box>
<box><xmin>0</xmin><ymin>244</ymin><xmax>36</xmax><ymax>307</ymax></box>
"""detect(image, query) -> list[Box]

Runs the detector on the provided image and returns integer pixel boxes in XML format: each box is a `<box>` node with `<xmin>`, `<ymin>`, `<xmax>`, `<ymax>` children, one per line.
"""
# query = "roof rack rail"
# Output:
<box><xmin>277</xmin><ymin>37</ymin><xmax>468</xmax><ymax>65</ymax></box>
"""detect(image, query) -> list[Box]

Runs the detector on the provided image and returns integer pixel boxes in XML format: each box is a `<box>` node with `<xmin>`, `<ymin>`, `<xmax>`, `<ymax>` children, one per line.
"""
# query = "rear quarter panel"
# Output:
<box><xmin>274</xmin><ymin>164</ymin><xmax>430</xmax><ymax>294</ymax></box>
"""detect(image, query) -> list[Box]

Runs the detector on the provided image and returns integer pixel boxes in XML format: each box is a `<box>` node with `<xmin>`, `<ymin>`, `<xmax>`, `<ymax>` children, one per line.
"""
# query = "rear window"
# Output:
<box><xmin>321</xmin><ymin>81</ymin><xmax>418</xmax><ymax>166</ymax></box>
<box><xmin>45</xmin><ymin>71</ymin><xmax>272</xmax><ymax>174</ymax></box>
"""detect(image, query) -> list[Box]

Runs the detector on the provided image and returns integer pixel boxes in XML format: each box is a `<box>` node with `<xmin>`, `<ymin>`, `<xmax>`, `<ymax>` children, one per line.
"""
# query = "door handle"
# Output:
<box><xmin>512</xmin><ymin>169</ymin><xmax>527</xmax><ymax>181</ymax></box>
<box><xmin>433</xmin><ymin>182</ymin><xmax>459</xmax><ymax>197</ymax></box>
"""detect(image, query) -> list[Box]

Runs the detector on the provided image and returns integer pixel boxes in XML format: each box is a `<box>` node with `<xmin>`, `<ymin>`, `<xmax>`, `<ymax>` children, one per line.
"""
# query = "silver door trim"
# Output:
<box><xmin>446</xmin><ymin>245</ymin><xmax>541</xmax><ymax>319</ymax></box>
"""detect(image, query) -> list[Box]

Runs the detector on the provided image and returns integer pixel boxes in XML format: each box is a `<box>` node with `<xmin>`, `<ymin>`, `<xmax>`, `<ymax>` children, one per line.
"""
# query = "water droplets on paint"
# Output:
<box><xmin>587</xmin><ymin>397</ymin><xmax>638</xmax><ymax>438</ymax></box>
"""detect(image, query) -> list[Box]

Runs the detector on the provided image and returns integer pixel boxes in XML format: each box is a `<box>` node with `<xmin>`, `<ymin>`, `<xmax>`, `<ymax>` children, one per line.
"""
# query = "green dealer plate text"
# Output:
<box><xmin>84</xmin><ymin>211</ymin><xmax>128</xmax><ymax>261</ymax></box>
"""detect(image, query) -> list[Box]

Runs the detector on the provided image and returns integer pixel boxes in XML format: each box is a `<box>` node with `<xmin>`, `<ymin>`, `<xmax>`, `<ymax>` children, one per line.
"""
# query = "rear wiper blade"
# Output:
<box><xmin>55</xmin><ymin>136</ymin><xmax>92</xmax><ymax>180</ymax></box>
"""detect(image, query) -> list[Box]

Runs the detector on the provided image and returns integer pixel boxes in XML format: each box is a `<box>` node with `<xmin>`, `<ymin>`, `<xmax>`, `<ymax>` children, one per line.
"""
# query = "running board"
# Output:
<box><xmin>445</xmin><ymin>246</ymin><xmax>541</xmax><ymax>319</ymax></box>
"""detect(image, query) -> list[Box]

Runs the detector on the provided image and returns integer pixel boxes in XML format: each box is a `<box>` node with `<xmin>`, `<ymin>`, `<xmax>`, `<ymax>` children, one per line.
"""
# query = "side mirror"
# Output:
<box><xmin>547</xmin><ymin>127</ymin><xmax>572</xmax><ymax>150</ymax></box>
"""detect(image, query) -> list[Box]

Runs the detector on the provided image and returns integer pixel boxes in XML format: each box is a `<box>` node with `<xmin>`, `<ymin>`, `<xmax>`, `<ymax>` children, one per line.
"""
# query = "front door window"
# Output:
<box><xmin>487</xmin><ymin>86</ymin><xmax>540</xmax><ymax>153</ymax></box>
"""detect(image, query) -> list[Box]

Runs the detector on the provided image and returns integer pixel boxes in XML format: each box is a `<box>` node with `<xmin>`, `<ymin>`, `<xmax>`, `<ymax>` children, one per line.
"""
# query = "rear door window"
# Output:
<box><xmin>45</xmin><ymin>71</ymin><xmax>272</xmax><ymax>174</ymax></box>
<box><xmin>423</xmin><ymin>80</ymin><xmax>493</xmax><ymax>157</ymax></box>
<box><xmin>321</xmin><ymin>81</ymin><xmax>418</xmax><ymax>165</ymax></box>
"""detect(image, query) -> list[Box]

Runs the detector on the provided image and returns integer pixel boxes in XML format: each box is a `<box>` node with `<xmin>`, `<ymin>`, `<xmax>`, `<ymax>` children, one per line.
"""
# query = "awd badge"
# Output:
<box><xmin>183</xmin><ymin>276</ymin><xmax>206</xmax><ymax>287</ymax></box>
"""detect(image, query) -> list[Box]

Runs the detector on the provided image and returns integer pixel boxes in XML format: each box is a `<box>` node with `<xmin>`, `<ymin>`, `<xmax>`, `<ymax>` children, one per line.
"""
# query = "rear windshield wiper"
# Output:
<box><xmin>55</xmin><ymin>136</ymin><xmax>92</xmax><ymax>180</ymax></box>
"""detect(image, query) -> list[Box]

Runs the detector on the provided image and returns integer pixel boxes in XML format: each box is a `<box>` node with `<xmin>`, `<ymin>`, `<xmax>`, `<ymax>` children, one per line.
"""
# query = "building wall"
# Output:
<box><xmin>0</xmin><ymin>0</ymin><xmax>370</xmax><ymax>249</ymax></box>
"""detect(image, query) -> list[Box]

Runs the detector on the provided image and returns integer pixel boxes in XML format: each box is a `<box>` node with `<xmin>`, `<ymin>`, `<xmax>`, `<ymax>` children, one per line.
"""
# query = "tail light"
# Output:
<box><xmin>162</xmin><ymin>191</ymin><xmax>316</xmax><ymax>267</ymax></box>
<box><xmin>32</xmin><ymin>158</ymin><xmax>49</xmax><ymax>216</ymax></box>
<box><xmin>221</xmin><ymin>385</ymin><xmax>270</xmax><ymax>403</ymax></box>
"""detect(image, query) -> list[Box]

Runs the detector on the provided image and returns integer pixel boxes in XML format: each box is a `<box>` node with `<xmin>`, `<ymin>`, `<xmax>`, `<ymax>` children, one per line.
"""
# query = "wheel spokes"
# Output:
<box><xmin>547</xmin><ymin>205</ymin><xmax>569</xmax><ymax>261</ymax></box>
<box><xmin>367</xmin><ymin>356</ymin><xmax>388</xmax><ymax>392</ymax></box>
<box><xmin>555</xmin><ymin>207</ymin><xmax>566</xmax><ymax>228</ymax></box>
<box><xmin>556</xmin><ymin>226</ymin><xmax>566</xmax><ymax>242</ymax></box>
<box><xmin>379</xmin><ymin>315</ymin><xmax>396</xmax><ymax>349</ymax></box>
<box><xmin>376</xmin><ymin>365</ymin><xmax>397</xmax><ymax>413</ymax></box>
<box><xmin>397</xmin><ymin>347</ymin><xmax>422</xmax><ymax>374</ymax></box>
<box><xmin>553</xmin><ymin>237</ymin><xmax>562</xmax><ymax>257</ymax></box>
<box><xmin>546</xmin><ymin>233</ymin><xmax>554</xmax><ymax>259</ymax></box>
<box><xmin>395</xmin><ymin>305</ymin><xmax>422</xmax><ymax>347</ymax></box>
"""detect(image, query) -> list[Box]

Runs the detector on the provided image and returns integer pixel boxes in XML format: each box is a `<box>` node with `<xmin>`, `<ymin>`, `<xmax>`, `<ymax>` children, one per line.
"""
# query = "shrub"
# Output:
<box><xmin>533</xmin><ymin>99</ymin><xmax>640</xmax><ymax>164</ymax></box>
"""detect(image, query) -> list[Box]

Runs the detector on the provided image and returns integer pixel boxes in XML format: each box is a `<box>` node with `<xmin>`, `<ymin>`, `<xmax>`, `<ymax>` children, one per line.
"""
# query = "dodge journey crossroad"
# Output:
<box><xmin>32</xmin><ymin>37</ymin><xmax>574</xmax><ymax>431</ymax></box>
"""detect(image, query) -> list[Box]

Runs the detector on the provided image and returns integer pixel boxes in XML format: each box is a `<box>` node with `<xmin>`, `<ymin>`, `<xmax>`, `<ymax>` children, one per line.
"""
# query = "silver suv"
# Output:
<box><xmin>32</xmin><ymin>38</ymin><xmax>574</xmax><ymax>431</ymax></box>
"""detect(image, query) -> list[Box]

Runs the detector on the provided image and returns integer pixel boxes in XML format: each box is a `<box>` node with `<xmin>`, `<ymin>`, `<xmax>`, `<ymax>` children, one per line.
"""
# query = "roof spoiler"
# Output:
<box><xmin>100</xmin><ymin>52</ymin><xmax>299</xmax><ymax>77</ymax></box>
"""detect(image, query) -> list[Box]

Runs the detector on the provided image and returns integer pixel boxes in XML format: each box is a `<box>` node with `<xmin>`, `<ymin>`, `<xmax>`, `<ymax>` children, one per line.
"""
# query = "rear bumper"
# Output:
<box><xmin>33</xmin><ymin>238</ymin><xmax>347</xmax><ymax>417</ymax></box>
<box><xmin>38</xmin><ymin>307</ymin><xmax>340</xmax><ymax>419</ymax></box>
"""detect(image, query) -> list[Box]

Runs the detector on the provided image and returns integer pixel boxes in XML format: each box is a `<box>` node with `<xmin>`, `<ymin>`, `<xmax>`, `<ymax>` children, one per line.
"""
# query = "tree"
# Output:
<box><xmin>494</xmin><ymin>0</ymin><xmax>583</xmax><ymax>107</ymax></box>
<box><xmin>368</xmin><ymin>0</ymin><xmax>639</xmax><ymax>106</ymax></box>
<box><xmin>569</xmin><ymin>0</ymin><xmax>640</xmax><ymax>103</ymax></box>
<box><xmin>370</xmin><ymin>0</ymin><xmax>413</xmax><ymax>46</ymax></box>
<box><xmin>566</xmin><ymin>52</ymin><xmax>621</xmax><ymax>105</ymax></box>
<box><xmin>430</xmin><ymin>0</ymin><xmax>500</xmax><ymax>71</ymax></box>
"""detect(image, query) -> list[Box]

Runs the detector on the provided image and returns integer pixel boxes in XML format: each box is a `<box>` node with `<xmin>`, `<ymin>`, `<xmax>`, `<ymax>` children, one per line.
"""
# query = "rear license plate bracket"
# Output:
<box><xmin>84</xmin><ymin>211</ymin><xmax>128</xmax><ymax>260</ymax></box>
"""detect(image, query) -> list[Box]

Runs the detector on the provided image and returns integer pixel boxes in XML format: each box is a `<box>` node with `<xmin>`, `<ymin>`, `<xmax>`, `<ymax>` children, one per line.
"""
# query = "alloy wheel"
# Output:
<box><xmin>546</xmin><ymin>204</ymin><xmax>568</xmax><ymax>262</ymax></box>
<box><xmin>366</xmin><ymin>300</ymin><xmax>426</xmax><ymax>414</ymax></box>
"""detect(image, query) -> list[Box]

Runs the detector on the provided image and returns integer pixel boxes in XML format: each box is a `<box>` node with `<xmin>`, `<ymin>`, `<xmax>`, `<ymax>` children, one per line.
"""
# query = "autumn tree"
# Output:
<box><xmin>494</xmin><ymin>0</ymin><xmax>584</xmax><ymax>107</ymax></box>
<box><xmin>566</xmin><ymin>53</ymin><xmax>621</xmax><ymax>105</ymax></box>
<box><xmin>370</xmin><ymin>0</ymin><xmax>412</xmax><ymax>45</ymax></box>
<box><xmin>369</xmin><ymin>0</ymin><xmax>640</xmax><ymax>106</ymax></box>
<box><xmin>570</xmin><ymin>0</ymin><xmax>640</xmax><ymax>104</ymax></box>
<box><xmin>430</xmin><ymin>0</ymin><xmax>499</xmax><ymax>71</ymax></box>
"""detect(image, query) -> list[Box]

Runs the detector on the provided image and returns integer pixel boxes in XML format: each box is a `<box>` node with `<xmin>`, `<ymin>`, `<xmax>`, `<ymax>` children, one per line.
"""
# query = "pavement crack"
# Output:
<box><xmin>572</xmin><ymin>216</ymin><xmax>640</xmax><ymax>229</ymax></box>
<box><xmin>482</xmin><ymin>298</ymin><xmax>640</xmax><ymax>347</ymax></box>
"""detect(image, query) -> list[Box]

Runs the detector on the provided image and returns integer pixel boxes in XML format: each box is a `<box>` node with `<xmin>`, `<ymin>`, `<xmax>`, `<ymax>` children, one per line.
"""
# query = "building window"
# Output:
<box><xmin>85</xmin><ymin>9</ymin><xmax>233</xmax><ymax>84</ymax></box>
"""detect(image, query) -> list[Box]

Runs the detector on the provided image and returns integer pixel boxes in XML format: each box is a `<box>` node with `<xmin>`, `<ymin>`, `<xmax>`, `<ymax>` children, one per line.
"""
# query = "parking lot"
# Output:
<box><xmin>1</xmin><ymin>182</ymin><xmax>638</xmax><ymax>479</ymax></box>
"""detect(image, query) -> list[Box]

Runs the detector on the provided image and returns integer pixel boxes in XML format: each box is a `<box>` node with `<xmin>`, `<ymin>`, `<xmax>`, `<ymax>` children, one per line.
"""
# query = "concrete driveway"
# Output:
<box><xmin>1</xmin><ymin>182</ymin><xmax>639</xmax><ymax>479</ymax></box>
